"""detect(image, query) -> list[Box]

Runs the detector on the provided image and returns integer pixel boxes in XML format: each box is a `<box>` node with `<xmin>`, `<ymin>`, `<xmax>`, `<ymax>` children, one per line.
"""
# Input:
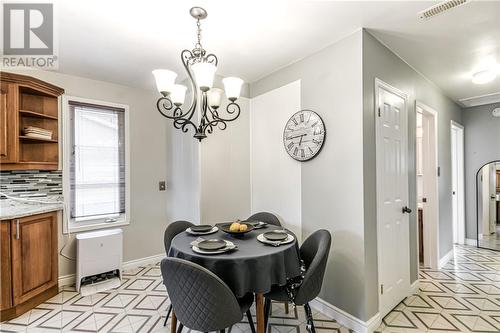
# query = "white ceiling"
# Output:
<box><xmin>52</xmin><ymin>0</ymin><xmax>500</xmax><ymax>104</ymax></box>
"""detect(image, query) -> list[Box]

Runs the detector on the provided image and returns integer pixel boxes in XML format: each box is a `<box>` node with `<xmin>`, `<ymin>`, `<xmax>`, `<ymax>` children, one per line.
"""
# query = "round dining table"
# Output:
<box><xmin>168</xmin><ymin>224</ymin><xmax>302</xmax><ymax>333</ymax></box>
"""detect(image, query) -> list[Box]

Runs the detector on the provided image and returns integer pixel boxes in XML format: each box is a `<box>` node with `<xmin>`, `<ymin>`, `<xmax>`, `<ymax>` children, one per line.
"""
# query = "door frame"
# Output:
<box><xmin>416</xmin><ymin>102</ymin><xmax>440</xmax><ymax>270</ymax></box>
<box><xmin>450</xmin><ymin>121</ymin><xmax>465</xmax><ymax>245</ymax></box>
<box><xmin>375</xmin><ymin>78</ymin><xmax>411</xmax><ymax>317</ymax></box>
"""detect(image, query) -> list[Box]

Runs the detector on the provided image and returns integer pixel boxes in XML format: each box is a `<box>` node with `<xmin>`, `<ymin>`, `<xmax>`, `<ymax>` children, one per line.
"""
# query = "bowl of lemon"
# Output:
<box><xmin>220</xmin><ymin>220</ymin><xmax>254</xmax><ymax>237</ymax></box>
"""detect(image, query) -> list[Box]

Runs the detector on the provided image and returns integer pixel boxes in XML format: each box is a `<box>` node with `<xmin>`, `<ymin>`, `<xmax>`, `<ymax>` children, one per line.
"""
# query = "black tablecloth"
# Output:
<box><xmin>168</xmin><ymin>225</ymin><xmax>301</xmax><ymax>297</ymax></box>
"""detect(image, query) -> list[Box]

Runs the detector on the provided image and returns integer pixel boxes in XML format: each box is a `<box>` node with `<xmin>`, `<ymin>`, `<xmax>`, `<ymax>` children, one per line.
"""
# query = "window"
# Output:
<box><xmin>63</xmin><ymin>97</ymin><xmax>129</xmax><ymax>233</ymax></box>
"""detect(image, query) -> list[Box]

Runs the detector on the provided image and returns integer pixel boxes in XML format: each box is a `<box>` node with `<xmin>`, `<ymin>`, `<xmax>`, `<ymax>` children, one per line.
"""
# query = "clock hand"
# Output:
<box><xmin>287</xmin><ymin>133</ymin><xmax>307</xmax><ymax>140</ymax></box>
<box><xmin>299</xmin><ymin>135</ymin><xmax>303</xmax><ymax>146</ymax></box>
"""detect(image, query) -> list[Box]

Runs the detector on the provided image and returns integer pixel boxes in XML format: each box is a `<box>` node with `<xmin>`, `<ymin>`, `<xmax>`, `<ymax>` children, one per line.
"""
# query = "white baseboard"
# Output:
<box><xmin>310</xmin><ymin>297</ymin><xmax>381</xmax><ymax>333</ymax></box>
<box><xmin>438</xmin><ymin>249</ymin><xmax>454</xmax><ymax>268</ymax></box>
<box><xmin>410</xmin><ymin>280</ymin><xmax>419</xmax><ymax>295</ymax></box>
<box><xmin>121</xmin><ymin>253</ymin><xmax>165</xmax><ymax>271</ymax></box>
<box><xmin>465</xmin><ymin>238</ymin><xmax>477</xmax><ymax>246</ymax></box>
<box><xmin>58</xmin><ymin>253</ymin><xmax>165</xmax><ymax>289</ymax></box>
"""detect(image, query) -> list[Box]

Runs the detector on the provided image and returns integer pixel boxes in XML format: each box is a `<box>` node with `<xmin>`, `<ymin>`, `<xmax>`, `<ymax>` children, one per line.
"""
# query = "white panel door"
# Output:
<box><xmin>376</xmin><ymin>81</ymin><xmax>410</xmax><ymax>318</ymax></box>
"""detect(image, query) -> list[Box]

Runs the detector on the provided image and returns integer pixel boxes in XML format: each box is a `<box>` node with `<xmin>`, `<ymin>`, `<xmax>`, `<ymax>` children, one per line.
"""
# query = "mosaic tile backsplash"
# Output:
<box><xmin>0</xmin><ymin>170</ymin><xmax>62</xmax><ymax>199</ymax></box>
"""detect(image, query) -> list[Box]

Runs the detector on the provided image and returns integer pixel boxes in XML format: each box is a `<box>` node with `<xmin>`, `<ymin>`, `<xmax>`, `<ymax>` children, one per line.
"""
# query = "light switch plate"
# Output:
<box><xmin>159</xmin><ymin>181</ymin><xmax>166</xmax><ymax>191</ymax></box>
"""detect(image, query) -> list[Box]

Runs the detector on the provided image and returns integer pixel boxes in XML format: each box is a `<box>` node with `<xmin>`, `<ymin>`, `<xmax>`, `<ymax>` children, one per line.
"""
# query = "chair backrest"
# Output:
<box><xmin>248</xmin><ymin>212</ymin><xmax>281</xmax><ymax>226</ymax></box>
<box><xmin>164</xmin><ymin>220</ymin><xmax>194</xmax><ymax>254</ymax></box>
<box><xmin>294</xmin><ymin>229</ymin><xmax>332</xmax><ymax>305</ymax></box>
<box><xmin>161</xmin><ymin>257</ymin><xmax>243</xmax><ymax>331</ymax></box>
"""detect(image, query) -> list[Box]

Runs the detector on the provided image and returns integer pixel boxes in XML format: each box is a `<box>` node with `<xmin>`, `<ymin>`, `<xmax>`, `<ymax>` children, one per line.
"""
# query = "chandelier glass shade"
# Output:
<box><xmin>152</xmin><ymin>7</ymin><xmax>244</xmax><ymax>141</ymax></box>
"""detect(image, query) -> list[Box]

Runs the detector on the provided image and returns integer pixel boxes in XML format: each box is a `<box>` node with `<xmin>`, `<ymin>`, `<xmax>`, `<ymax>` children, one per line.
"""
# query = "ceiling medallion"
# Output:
<box><xmin>152</xmin><ymin>7</ymin><xmax>244</xmax><ymax>141</ymax></box>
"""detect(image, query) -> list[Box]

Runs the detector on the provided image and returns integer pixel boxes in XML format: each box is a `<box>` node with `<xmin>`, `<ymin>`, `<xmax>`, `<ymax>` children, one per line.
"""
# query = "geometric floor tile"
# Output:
<box><xmin>4</xmin><ymin>244</ymin><xmax>500</xmax><ymax>333</ymax></box>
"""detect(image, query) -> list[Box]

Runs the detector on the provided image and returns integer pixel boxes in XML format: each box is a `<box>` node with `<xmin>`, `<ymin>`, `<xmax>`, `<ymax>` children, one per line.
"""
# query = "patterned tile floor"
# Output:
<box><xmin>2</xmin><ymin>244</ymin><xmax>499</xmax><ymax>333</ymax></box>
<box><xmin>377</xmin><ymin>245</ymin><xmax>500</xmax><ymax>332</ymax></box>
<box><xmin>0</xmin><ymin>263</ymin><xmax>347</xmax><ymax>333</ymax></box>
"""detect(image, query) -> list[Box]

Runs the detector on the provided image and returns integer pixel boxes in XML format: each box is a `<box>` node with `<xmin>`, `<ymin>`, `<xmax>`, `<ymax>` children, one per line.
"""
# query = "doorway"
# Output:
<box><xmin>451</xmin><ymin>121</ymin><xmax>465</xmax><ymax>245</ymax></box>
<box><xmin>477</xmin><ymin>161</ymin><xmax>500</xmax><ymax>250</ymax></box>
<box><xmin>416</xmin><ymin>103</ymin><xmax>439</xmax><ymax>269</ymax></box>
<box><xmin>375</xmin><ymin>79</ymin><xmax>411</xmax><ymax>318</ymax></box>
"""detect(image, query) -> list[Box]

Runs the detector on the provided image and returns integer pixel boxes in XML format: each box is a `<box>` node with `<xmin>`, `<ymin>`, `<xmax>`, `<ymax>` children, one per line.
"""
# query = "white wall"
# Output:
<box><xmin>250</xmin><ymin>81</ymin><xmax>302</xmax><ymax>240</ymax></box>
<box><xmin>200</xmin><ymin>98</ymin><xmax>251</xmax><ymax>223</ymax></box>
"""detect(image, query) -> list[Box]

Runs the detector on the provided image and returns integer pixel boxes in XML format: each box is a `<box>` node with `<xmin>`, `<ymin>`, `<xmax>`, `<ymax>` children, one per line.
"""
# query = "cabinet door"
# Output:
<box><xmin>0</xmin><ymin>82</ymin><xmax>18</xmax><ymax>163</ymax></box>
<box><xmin>11</xmin><ymin>213</ymin><xmax>58</xmax><ymax>305</ymax></box>
<box><xmin>0</xmin><ymin>221</ymin><xmax>12</xmax><ymax>310</ymax></box>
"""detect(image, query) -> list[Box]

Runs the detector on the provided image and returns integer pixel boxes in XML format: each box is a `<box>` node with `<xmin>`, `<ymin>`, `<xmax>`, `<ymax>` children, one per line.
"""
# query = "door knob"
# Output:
<box><xmin>402</xmin><ymin>206</ymin><xmax>412</xmax><ymax>214</ymax></box>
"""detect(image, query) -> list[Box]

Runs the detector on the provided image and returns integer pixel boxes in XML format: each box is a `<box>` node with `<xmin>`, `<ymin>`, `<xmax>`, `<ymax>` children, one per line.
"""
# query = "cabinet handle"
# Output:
<box><xmin>15</xmin><ymin>219</ymin><xmax>19</xmax><ymax>240</ymax></box>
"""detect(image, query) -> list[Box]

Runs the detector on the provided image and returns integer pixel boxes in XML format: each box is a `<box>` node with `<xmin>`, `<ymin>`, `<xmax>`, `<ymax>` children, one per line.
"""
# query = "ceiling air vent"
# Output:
<box><xmin>418</xmin><ymin>0</ymin><xmax>468</xmax><ymax>20</ymax></box>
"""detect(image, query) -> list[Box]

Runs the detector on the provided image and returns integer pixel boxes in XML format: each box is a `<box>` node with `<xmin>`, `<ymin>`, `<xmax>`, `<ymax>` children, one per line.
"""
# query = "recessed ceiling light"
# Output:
<box><xmin>472</xmin><ymin>69</ymin><xmax>496</xmax><ymax>84</ymax></box>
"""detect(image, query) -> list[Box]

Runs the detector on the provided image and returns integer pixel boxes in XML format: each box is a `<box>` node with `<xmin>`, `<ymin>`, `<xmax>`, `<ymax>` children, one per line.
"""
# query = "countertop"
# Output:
<box><xmin>0</xmin><ymin>195</ymin><xmax>64</xmax><ymax>220</ymax></box>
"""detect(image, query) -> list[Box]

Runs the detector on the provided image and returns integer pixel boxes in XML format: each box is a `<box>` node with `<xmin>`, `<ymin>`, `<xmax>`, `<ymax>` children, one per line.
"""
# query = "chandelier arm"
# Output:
<box><xmin>205</xmin><ymin>53</ymin><xmax>218</xmax><ymax>66</ymax></box>
<box><xmin>156</xmin><ymin>97</ymin><xmax>191</xmax><ymax>119</ymax></box>
<box><xmin>207</xmin><ymin>102</ymin><xmax>241</xmax><ymax>122</ymax></box>
<box><xmin>181</xmin><ymin>49</ymin><xmax>198</xmax><ymax>120</ymax></box>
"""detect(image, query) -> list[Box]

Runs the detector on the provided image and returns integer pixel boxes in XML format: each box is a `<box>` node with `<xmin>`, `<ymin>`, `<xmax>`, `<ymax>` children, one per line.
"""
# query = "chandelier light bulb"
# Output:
<box><xmin>223</xmin><ymin>77</ymin><xmax>244</xmax><ymax>101</ymax></box>
<box><xmin>207</xmin><ymin>88</ymin><xmax>224</xmax><ymax>109</ymax></box>
<box><xmin>472</xmin><ymin>69</ymin><xmax>496</xmax><ymax>84</ymax></box>
<box><xmin>192</xmin><ymin>62</ymin><xmax>217</xmax><ymax>92</ymax></box>
<box><xmin>152</xmin><ymin>69</ymin><xmax>177</xmax><ymax>95</ymax></box>
<box><xmin>171</xmin><ymin>84</ymin><xmax>187</xmax><ymax>106</ymax></box>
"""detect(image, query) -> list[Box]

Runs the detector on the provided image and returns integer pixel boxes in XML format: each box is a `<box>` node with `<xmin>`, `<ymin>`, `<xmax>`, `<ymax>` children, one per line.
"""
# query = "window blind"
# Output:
<box><xmin>69</xmin><ymin>101</ymin><xmax>125</xmax><ymax>219</ymax></box>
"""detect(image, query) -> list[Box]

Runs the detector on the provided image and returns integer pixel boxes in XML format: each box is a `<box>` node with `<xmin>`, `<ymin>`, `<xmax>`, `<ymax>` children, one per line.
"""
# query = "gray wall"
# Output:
<box><xmin>462</xmin><ymin>102</ymin><xmax>500</xmax><ymax>239</ymax></box>
<box><xmin>362</xmin><ymin>30</ymin><xmax>463</xmax><ymax>317</ymax></box>
<box><xmin>6</xmin><ymin>69</ymin><xmax>169</xmax><ymax>277</ymax></box>
<box><xmin>251</xmin><ymin>31</ymin><xmax>368</xmax><ymax>320</ymax></box>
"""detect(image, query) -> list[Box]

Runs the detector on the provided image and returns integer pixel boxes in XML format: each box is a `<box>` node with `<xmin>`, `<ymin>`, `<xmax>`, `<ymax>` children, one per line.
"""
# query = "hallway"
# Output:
<box><xmin>377</xmin><ymin>245</ymin><xmax>500</xmax><ymax>332</ymax></box>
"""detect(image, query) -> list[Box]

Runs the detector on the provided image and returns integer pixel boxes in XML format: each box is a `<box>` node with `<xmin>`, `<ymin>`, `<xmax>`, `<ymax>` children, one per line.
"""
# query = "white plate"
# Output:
<box><xmin>186</xmin><ymin>226</ymin><xmax>218</xmax><ymax>236</ymax></box>
<box><xmin>192</xmin><ymin>240</ymin><xmax>236</xmax><ymax>255</ymax></box>
<box><xmin>257</xmin><ymin>233</ymin><xmax>294</xmax><ymax>246</ymax></box>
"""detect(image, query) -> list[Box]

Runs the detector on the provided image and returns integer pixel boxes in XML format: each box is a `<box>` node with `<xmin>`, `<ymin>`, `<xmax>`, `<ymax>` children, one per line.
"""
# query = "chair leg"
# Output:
<box><xmin>247</xmin><ymin>309</ymin><xmax>256</xmax><ymax>333</ymax></box>
<box><xmin>164</xmin><ymin>304</ymin><xmax>172</xmax><ymax>326</ymax></box>
<box><xmin>228</xmin><ymin>326</ymin><xmax>233</xmax><ymax>333</ymax></box>
<box><xmin>264</xmin><ymin>298</ymin><xmax>271</xmax><ymax>333</ymax></box>
<box><xmin>177</xmin><ymin>323</ymin><xmax>183</xmax><ymax>333</ymax></box>
<box><xmin>219</xmin><ymin>330</ymin><xmax>225</xmax><ymax>333</ymax></box>
<box><xmin>304</xmin><ymin>303</ymin><xmax>316</xmax><ymax>333</ymax></box>
<box><xmin>284</xmin><ymin>302</ymin><xmax>289</xmax><ymax>314</ymax></box>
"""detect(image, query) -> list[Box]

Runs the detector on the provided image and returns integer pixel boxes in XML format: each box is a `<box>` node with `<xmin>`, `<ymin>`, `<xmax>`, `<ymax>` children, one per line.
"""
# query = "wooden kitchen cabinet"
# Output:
<box><xmin>0</xmin><ymin>82</ymin><xmax>18</xmax><ymax>163</ymax></box>
<box><xmin>0</xmin><ymin>212</ymin><xmax>59</xmax><ymax>321</ymax></box>
<box><xmin>0</xmin><ymin>72</ymin><xmax>64</xmax><ymax>170</ymax></box>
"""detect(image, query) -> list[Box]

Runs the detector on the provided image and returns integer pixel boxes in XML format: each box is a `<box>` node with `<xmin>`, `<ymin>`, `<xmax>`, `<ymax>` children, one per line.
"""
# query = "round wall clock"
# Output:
<box><xmin>283</xmin><ymin>110</ymin><xmax>326</xmax><ymax>161</ymax></box>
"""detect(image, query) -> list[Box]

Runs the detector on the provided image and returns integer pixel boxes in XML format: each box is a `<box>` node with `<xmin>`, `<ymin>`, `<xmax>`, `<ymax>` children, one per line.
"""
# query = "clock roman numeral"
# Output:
<box><xmin>311</xmin><ymin>121</ymin><xmax>318</xmax><ymax>127</ymax></box>
<box><xmin>287</xmin><ymin>142</ymin><xmax>294</xmax><ymax>150</ymax></box>
<box><xmin>313</xmin><ymin>139</ymin><xmax>322</xmax><ymax>145</ymax></box>
<box><xmin>301</xmin><ymin>149</ymin><xmax>305</xmax><ymax>158</ymax></box>
<box><xmin>308</xmin><ymin>147</ymin><xmax>314</xmax><ymax>154</ymax></box>
<box><xmin>292</xmin><ymin>118</ymin><xmax>298</xmax><ymax>126</ymax></box>
<box><xmin>300</xmin><ymin>113</ymin><xmax>304</xmax><ymax>123</ymax></box>
<box><xmin>313</xmin><ymin>127</ymin><xmax>323</xmax><ymax>135</ymax></box>
<box><xmin>293</xmin><ymin>147</ymin><xmax>298</xmax><ymax>156</ymax></box>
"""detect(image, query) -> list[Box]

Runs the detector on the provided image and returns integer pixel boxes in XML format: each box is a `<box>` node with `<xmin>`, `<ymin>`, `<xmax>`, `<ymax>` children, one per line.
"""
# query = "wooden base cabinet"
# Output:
<box><xmin>0</xmin><ymin>212</ymin><xmax>59</xmax><ymax>321</ymax></box>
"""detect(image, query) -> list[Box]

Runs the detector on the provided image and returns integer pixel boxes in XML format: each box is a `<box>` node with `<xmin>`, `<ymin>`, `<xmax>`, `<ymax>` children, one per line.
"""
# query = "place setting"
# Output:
<box><xmin>185</xmin><ymin>224</ymin><xmax>218</xmax><ymax>235</ymax></box>
<box><xmin>190</xmin><ymin>237</ymin><xmax>237</xmax><ymax>255</ymax></box>
<box><xmin>257</xmin><ymin>229</ymin><xmax>295</xmax><ymax>247</ymax></box>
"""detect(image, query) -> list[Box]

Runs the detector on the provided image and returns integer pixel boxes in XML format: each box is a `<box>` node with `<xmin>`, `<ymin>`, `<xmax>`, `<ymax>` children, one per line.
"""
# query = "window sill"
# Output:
<box><xmin>65</xmin><ymin>219</ymin><xmax>129</xmax><ymax>234</ymax></box>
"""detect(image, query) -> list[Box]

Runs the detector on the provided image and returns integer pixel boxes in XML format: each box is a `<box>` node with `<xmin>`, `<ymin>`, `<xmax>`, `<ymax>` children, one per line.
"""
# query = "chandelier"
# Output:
<box><xmin>152</xmin><ymin>7</ymin><xmax>244</xmax><ymax>141</ymax></box>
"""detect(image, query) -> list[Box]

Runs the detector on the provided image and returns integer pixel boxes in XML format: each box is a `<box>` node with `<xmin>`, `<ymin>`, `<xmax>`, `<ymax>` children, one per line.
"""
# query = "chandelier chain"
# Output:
<box><xmin>195</xmin><ymin>18</ymin><xmax>202</xmax><ymax>51</ymax></box>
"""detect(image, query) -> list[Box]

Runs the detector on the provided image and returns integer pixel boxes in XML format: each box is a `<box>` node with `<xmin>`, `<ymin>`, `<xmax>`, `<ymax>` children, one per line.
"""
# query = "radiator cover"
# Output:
<box><xmin>75</xmin><ymin>228</ymin><xmax>123</xmax><ymax>292</ymax></box>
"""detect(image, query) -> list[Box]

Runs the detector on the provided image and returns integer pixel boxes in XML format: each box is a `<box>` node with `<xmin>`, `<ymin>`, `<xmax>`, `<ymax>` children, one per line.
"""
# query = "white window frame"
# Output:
<box><xmin>62</xmin><ymin>95</ymin><xmax>130</xmax><ymax>234</ymax></box>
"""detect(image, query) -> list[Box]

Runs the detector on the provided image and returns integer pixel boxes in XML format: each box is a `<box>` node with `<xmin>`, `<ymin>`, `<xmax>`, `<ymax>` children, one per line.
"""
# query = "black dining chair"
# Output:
<box><xmin>162</xmin><ymin>220</ymin><xmax>194</xmax><ymax>326</ymax></box>
<box><xmin>264</xmin><ymin>229</ymin><xmax>331</xmax><ymax>333</ymax></box>
<box><xmin>161</xmin><ymin>257</ymin><xmax>256</xmax><ymax>333</ymax></box>
<box><xmin>248</xmin><ymin>212</ymin><xmax>281</xmax><ymax>227</ymax></box>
